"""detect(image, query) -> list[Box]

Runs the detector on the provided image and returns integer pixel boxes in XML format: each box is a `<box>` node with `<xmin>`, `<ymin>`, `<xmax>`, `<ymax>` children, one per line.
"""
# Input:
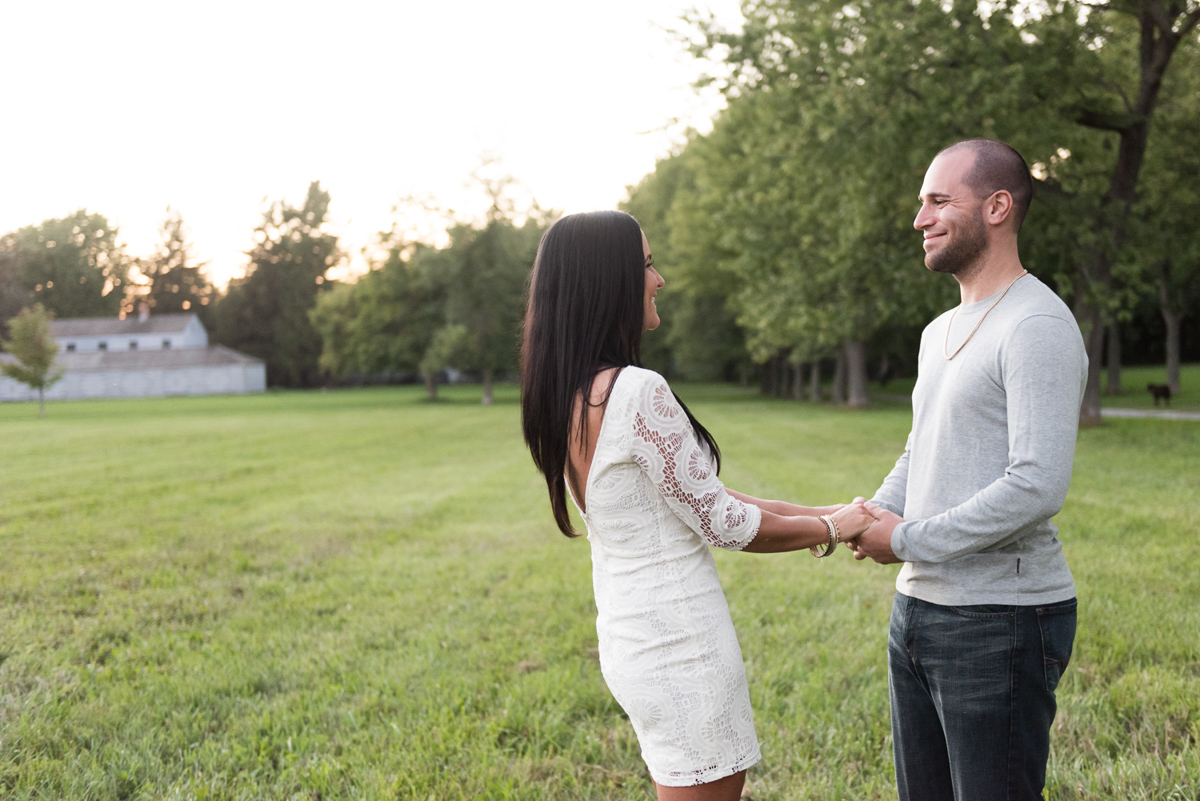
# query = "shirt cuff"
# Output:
<box><xmin>868</xmin><ymin>497</ymin><xmax>903</xmax><ymax>517</ymax></box>
<box><xmin>891</xmin><ymin>519</ymin><xmax>915</xmax><ymax>561</ymax></box>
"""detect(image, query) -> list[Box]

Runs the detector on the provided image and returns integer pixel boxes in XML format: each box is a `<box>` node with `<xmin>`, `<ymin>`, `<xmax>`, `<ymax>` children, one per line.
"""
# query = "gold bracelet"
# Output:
<box><xmin>811</xmin><ymin>515</ymin><xmax>838</xmax><ymax>558</ymax></box>
<box><xmin>826</xmin><ymin>514</ymin><xmax>842</xmax><ymax>546</ymax></box>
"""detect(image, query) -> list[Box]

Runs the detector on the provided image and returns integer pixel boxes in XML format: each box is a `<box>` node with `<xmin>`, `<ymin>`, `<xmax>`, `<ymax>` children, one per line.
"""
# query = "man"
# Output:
<box><xmin>850</xmin><ymin>139</ymin><xmax>1087</xmax><ymax>801</ymax></box>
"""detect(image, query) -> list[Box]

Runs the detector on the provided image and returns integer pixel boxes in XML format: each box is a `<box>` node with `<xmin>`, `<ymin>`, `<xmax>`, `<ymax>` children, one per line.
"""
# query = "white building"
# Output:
<box><xmin>0</xmin><ymin>311</ymin><xmax>266</xmax><ymax>402</ymax></box>
<box><xmin>53</xmin><ymin>313</ymin><xmax>210</xmax><ymax>354</ymax></box>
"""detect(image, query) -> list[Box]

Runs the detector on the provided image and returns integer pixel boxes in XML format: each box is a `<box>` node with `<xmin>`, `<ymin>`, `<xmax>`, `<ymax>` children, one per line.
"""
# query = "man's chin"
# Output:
<box><xmin>925</xmin><ymin>255</ymin><xmax>957</xmax><ymax>274</ymax></box>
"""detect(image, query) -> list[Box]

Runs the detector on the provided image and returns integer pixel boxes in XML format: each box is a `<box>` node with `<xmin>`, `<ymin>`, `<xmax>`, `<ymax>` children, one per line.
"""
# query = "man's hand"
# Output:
<box><xmin>846</xmin><ymin>503</ymin><xmax>904</xmax><ymax>564</ymax></box>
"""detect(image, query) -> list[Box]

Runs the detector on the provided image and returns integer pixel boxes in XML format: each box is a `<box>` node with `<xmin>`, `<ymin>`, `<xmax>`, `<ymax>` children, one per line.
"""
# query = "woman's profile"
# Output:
<box><xmin>520</xmin><ymin>210</ymin><xmax>873</xmax><ymax>800</ymax></box>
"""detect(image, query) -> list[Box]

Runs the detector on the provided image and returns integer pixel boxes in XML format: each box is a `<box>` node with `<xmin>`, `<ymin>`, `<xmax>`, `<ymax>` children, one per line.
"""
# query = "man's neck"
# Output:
<box><xmin>956</xmin><ymin>249</ymin><xmax>1026</xmax><ymax>305</ymax></box>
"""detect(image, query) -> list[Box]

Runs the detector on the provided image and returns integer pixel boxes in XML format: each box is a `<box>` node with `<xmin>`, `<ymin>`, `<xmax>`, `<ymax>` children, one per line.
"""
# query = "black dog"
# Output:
<box><xmin>1147</xmin><ymin>383</ymin><xmax>1172</xmax><ymax>407</ymax></box>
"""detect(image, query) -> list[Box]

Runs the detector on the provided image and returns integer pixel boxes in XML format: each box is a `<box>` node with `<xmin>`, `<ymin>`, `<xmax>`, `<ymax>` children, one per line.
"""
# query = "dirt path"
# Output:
<box><xmin>1100</xmin><ymin>408</ymin><xmax>1200</xmax><ymax>421</ymax></box>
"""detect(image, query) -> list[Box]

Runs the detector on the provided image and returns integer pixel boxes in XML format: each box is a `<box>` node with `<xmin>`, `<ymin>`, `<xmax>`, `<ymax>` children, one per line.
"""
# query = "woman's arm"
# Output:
<box><xmin>741</xmin><ymin>502</ymin><xmax>876</xmax><ymax>554</ymax></box>
<box><xmin>728</xmin><ymin>489</ymin><xmax>844</xmax><ymax>518</ymax></box>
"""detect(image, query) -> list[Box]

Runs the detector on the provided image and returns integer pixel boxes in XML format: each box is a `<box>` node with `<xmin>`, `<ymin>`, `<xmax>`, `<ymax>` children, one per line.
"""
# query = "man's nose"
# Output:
<box><xmin>914</xmin><ymin>204</ymin><xmax>932</xmax><ymax>230</ymax></box>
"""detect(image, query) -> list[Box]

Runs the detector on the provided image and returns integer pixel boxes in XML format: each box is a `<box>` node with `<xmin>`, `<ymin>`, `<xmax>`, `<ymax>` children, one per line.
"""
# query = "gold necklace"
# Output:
<box><xmin>942</xmin><ymin>270</ymin><xmax>1028</xmax><ymax>360</ymax></box>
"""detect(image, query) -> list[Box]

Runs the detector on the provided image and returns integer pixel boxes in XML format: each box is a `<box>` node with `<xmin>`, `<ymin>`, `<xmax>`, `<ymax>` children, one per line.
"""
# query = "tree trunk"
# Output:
<box><xmin>422</xmin><ymin>369</ymin><xmax>438</xmax><ymax>401</ymax></box>
<box><xmin>481</xmin><ymin>368</ymin><xmax>494</xmax><ymax>405</ymax></box>
<box><xmin>1074</xmin><ymin>291</ymin><xmax>1105</xmax><ymax>426</ymax></box>
<box><xmin>844</xmin><ymin>340</ymin><xmax>869</xmax><ymax>408</ymax></box>
<box><xmin>792</xmin><ymin>362</ymin><xmax>804</xmax><ymax>401</ymax></box>
<box><xmin>1160</xmin><ymin>276</ymin><xmax>1184</xmax><ymax>395</ymax></box>
<box><xmin>1105</xmin><ymin>322</ymin><xmax>1121</xmax><ymax>396</ymax></box>
<box><xmin>808</xmin><ymin>361</ymin><xmax>821</xmax><ymax>402</ymax></box>
<box><xmin>1069</xmin><ymin>7</ymin><xmax>1192</xmax><ymax>425</ymax></box>
<box><xmin>832</xmin><ymin>352</ymin><xmax>846</xmax><ymax>405</ymax></box>
<box><xmin>1163</xmin><ymin>309</ymin><xmax>1182</xmax><ymax>396</ymax></box>
<box><xmin>38</xmin><ymin>387</ymin><xmax>45</xmax><ymax>418</ymax></box>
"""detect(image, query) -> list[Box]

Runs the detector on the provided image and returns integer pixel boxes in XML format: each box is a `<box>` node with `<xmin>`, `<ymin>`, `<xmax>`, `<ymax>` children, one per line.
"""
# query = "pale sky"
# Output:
<box><xmin>0</xmin><ymin>1</ymin><xmax>742</xmax><ymax>287</ymax></box>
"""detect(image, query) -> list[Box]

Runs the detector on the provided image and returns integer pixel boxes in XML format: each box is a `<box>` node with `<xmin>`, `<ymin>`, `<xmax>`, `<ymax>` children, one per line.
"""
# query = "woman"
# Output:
<box><xmin>520</xmin><ymin>211</ymin><xmax>873</xmax><ymax>800</ymax></box>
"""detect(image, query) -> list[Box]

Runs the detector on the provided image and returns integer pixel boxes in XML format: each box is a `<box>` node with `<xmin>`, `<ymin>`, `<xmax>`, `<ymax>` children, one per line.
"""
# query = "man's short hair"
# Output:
<box><xmin>938</xmin><ymin>139</ymin><xmax>1034</xmax><ymax>231</ymax></box>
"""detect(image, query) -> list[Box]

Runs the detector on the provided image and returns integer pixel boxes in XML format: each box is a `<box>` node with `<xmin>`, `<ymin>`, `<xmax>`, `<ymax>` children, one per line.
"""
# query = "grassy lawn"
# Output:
<box><xmin>1</xmin><ymin>385</ymin><xmax>1197</xmax><ymax>800</ymax></box>
<box><xmin>1098</xmin><ymin>363</ymin><xmax>1200</xmax><ymax>411</ymax></box>
<box><xmin>871</xmin><ymin>363</ymin><xmax>1199</xmax><ymax>412</ymax></box>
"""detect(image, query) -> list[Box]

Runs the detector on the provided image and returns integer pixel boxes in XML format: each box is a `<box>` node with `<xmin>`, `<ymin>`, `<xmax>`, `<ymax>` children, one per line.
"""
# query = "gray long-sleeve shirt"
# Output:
<box><xmin>871</xmin><ymin>274</ymin><xmax>1087</xmax><ymax>606</ymax></box>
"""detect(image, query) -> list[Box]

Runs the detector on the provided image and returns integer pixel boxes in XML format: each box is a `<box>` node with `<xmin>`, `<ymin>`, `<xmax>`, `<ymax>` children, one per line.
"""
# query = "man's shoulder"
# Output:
<box><xmin>921</xmin><ymin>306</ymin><xmax>957</xmax><ymax>337</ymax></box>
<box><xmin>1003</xmin><ymin>275</ymin><xmax>1079</xmax><ymax>332</ymax></box>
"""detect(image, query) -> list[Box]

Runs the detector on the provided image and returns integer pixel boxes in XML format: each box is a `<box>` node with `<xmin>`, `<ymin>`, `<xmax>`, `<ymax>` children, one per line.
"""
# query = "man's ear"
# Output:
<box><xmin>983</xmin><ymin>190</ymin><xmax>1014</xmax><ymax>228</ymax></box>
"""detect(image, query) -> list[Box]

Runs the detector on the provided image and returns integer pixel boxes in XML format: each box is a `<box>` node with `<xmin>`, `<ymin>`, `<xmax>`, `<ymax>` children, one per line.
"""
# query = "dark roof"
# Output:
<box><xmin>2</xmin><ymin>345</ymin><xmax>262</xmax><ymax>372</ymax></box>
<box><xmin>50</xmin><ymin>314</ymin><xmax>200</xmax><ymax>337</ymax></box>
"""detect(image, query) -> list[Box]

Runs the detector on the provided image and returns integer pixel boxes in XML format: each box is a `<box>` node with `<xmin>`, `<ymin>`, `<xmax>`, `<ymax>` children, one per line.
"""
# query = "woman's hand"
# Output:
<box><xmin>830</xmin><ymin>500</ymin><xmax>876</xmax><ymax>541</ymax></box>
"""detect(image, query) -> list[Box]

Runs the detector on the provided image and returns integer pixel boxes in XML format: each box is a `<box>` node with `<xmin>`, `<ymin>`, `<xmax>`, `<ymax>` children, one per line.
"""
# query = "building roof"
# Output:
<box><xmin>49</xmin><ymin>313</ymin><xmax>199</xmax><ymax>338</ymax></box>
<box><xmin>2</xmin><ymin>345</ymin><xmax>262</xmax><ymax>372</ymax></box>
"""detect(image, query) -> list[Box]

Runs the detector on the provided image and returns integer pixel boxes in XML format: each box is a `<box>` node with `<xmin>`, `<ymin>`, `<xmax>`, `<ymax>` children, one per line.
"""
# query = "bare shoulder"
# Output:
<box><xmin>588</xmin><ymin>366</ymin><xmax>622</xmax><ymax>406</ymax></box>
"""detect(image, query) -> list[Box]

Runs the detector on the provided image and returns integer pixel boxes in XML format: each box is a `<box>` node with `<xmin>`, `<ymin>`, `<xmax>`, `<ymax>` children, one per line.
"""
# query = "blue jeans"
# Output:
<box><xmin>888</xmin><ymin>592</ymin><xmax>1076</xmax><ymax>801</ymax></box>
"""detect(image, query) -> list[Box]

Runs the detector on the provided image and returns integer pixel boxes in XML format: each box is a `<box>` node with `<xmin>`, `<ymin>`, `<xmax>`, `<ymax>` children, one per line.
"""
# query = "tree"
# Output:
<box><xmin>310</xmin><ymin>240</ymin><xmax>446</xmax><ymax>397</ymax></box>
<box><xmin>424</xmin><ymin>171</ymin><xmax>549</xmax><ymax>405</ymax></box>
<box><xmin>678</xmin><ymin>0</ymin><xmax>1200</xmax><ymax>417</ymax></box>
<box><xmin>5</xmin><ymin>211</ymin><xmax>130</xmax><ymax>319</ymax></box>
<box><xmin>1120</xmin><ymin>40</ymin><xmax>1200</xmax><ymax>394</ymax></box>
<box><xmin>621</xmin><ymin>144</ymin><xmax>749</xmax><ymax>381</ymax></box>
<box><xmin>0</xmin><ymin>234</ymin><xmax>34</xmax><ymax>339</ymax></box>
<box><xmin>434</xmin><ymin>213</ymin><xmax>544</xmax><ymax>404</ymax></box>
<box><xmin>1035</xmin><ymin>0</ymin><xmax>1200</xmax><ymax>423</ymax></box>
<box><xmin>1</xmin><ymin>304</ymin><xmax>64</xmax><ymax>417</ymax></box>
<box><xmin>686</xmin><ymin>0</ymin><xmax>1055</xmax><ymax>405</ymax></box>
<box><xmin>140</xmin><ymin>209</ymin><xmax>215</xmax><ymax>321</ymax></box>
<box><xmin>215</xmin><ymin>182</ymin><xmax>343</xmax><ymax>387</ymax></box>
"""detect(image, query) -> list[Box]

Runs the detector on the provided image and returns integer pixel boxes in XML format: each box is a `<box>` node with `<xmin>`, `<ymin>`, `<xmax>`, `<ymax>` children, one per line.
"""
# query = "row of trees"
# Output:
<box><xmin>0</xmin><ymin>184</ymin><xmax>345</xmax><ymax>388</ymax></box>
<box><xmin>620</xmin><ymin>0</ymin><xmax>1199</xmax><ymax>423</ymax></box>
<box><xmin>0</xmin><ymin>179</ymin><xmax>547</xmax><ymax>397</ymax></box>
<box><xmin>3</xmin><ymin>1</ymin><xmax>1196</xmax><ymax>418</ymax></box>
<box><xmin>309</xmin><ymin>179</ymin><xmax>548</xmax><ymax>404</ymax></box>
<box><xmin>0</xmin><ymin>210</ymin><xmax>216</xmax><ymax>325</ymax></box>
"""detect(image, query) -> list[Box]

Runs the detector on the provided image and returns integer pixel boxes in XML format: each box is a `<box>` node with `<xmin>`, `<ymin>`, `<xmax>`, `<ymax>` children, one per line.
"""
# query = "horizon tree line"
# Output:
<box><xmin>2</xmin><ymin>0</ymin><xmax>1197</xmax><ymax>412</ymax></box>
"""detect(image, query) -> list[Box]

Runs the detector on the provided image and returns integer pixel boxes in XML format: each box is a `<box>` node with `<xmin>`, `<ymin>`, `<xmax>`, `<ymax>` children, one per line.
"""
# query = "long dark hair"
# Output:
<box><xmin>520</xmin><ymin>210</ymin><xmax>721</xmax><ymax>537</ymax></box>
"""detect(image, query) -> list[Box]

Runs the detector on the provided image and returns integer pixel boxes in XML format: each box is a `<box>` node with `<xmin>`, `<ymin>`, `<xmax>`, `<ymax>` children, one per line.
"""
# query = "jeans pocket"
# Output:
<box><xmin>1037</xmin><ymin>599</ymin><xmax>1077</xmax><ymax>693</ymax></box>
<box><xmin>946</xmin><ymin>603</ymin><xmax>1014</xmax><ymax>620</ymax></box>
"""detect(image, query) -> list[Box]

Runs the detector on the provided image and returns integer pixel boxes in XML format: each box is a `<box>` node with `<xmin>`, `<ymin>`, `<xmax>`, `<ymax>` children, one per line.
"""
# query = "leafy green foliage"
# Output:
<box><xmin>215</xmin><ymin>182</ymin><xmax>343</xmax><ymax>387</ymax></box>
<box><xmin>1119</xmin><ymin>41</ymin><xmax>1200</xmax><ymax>392</ymax></box>
<box><xmin>139</xmin><ymin>209</ymin><xmax>216</xmax><ymax>322</ymax></box>
<box><xmin>622</xmin><ymin>144</ymin><xmax>749</xmax><ymax>380</ymax></box>
<box><xmin>630</xmin><ymin>0</ymin><xmax>1199</xmax><ymax>410</ymax></box>
<box><xmin>0</xmin><ymin>234</ymin><xmax>34</xmax><ymax>337</ymax></box>
<box><xmin>1</xmin><ymin>210</ymin><xmax>130</xmax><ymax>319</ymax></box>
<box><xmin>433</xmin><ymin>214</ymin><xmax>545</xmax><ymax>403</ymax></box>
<box><xmin>0</xmin><ymin>303</ymin><xmax>64</xmax><ymax>417</ymax></box>
<box><xmin>1022</xmin><ymin>0</ymin><xmax>1200</xmax><ymax>421</ymax></box>
<box><xmin>309</xmin><ymin>242</ymin><xmax>445</xmax><ymax>383</ymax></box>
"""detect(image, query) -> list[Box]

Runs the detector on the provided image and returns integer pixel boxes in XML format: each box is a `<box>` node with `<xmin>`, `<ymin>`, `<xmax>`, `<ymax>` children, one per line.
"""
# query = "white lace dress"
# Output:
<box><xmin>570</xmin><ymin>366</ymin><xmax>763</xmax><ymax>786</ymax></box>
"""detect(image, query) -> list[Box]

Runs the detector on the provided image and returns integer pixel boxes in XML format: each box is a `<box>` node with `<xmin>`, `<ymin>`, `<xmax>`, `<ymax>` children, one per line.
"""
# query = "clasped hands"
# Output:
<box><xmin>827</xmin><ymin>497</ymin><xmax>904</xmax><ymax>564</ymax></box>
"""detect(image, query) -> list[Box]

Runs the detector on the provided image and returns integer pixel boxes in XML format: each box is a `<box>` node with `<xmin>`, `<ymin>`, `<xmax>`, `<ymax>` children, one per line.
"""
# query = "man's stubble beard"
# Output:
<box><xmin>925</xmin><ymin>211</ymin><xmax>988</xmax><ymax>276</ymax></box>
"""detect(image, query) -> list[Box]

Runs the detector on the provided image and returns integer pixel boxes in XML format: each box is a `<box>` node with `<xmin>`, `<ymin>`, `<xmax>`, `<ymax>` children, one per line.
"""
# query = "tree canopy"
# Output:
<box><xmin>615</xmin><ymin>0</ymin><xmax>1200</xmax><ymax>412</ymax></box>
<box><xmin>215</xmin><ymin>182</ymin><xmax>343</xmax><ymax>387</ymax></box>
<box><xmin>1</xmin><ymin>211</ymin><xmax>130</xmax><ymax>319</ymax></box>
<box><xmin>140</xmin><ymin>209</ymin><xmax>215</xmax><ymax>322</ymax></box>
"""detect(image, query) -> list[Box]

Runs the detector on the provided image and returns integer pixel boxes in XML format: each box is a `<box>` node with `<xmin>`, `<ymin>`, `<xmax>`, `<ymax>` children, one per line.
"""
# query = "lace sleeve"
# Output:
<box><xmin>629</xmin><ymin>376</ymin><xmax>761</xmax><ymax>551</ymax></box>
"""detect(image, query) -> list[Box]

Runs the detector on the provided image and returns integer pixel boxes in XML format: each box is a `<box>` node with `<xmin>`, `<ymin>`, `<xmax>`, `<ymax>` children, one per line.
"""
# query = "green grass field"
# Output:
<box><xmin>1098</xmin><ymin>364</ymin><xmax>1200</xmax><ymax>411</ymax></box>
<box><xmin>1</xmin><ymin>386</ymin><xmax>1197</xmax><ymax>800</ymax></box>
<box><xmin>873</xmin><ymin>363</ymin><xmax>1199</xmax><ymax>412</ymax></box>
